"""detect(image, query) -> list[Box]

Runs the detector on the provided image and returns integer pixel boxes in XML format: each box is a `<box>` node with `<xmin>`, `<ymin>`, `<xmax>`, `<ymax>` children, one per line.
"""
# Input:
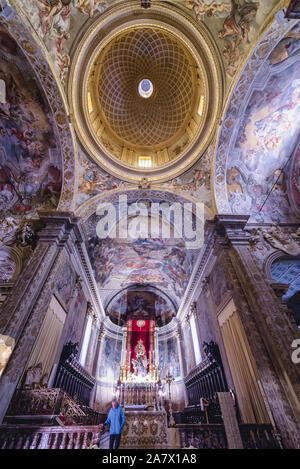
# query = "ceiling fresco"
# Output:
<box><xmin>84</xmin><ymin>196</ymin><xmax>201</xmax><ymax>306</ymax></box>
<box><xmin>183</xmin><ymin>0</ymin><xmax>279</xmax><ymax>79</ymax></box>
<box><xmin>88</xmin><ymin>229</ymin><xmax>197</xmax><ymax>304</ymax></box>
<box><xmin>17</xmin><ymin>0</ymin><xmax>110</xmax><ymax>83</ymax></box>
<box><xmin>226</xmin><ymin>23</ymin><xmax>300</xmax><ymax>223</ymax></box>
<box><xmin>16</xmin><ymin>0</ymin><xmax>281</xmax><ymax>86</ymax></box>
<box><xmin>76</xmin><ymin>143</ymin><xmax>212</xmax><ymax>209</ymax></box>
<box><xmin>106</xmin><ymin>286</ymin><xmax>176</xmax><ymax>326</ymax></box>
<box><xmin>76</xmin><ymin>145</ymin><xmax>130</xmax><ymax>207</ymax></box>
<box><xmin>158</xmin><ymin>145</ymin><xmax>212</xmax><ymax>208</ymax></box>
<box><xmin>0</xmin><ymin>25</ymin><xmax>62</xmax><ymax>222</ymax></box>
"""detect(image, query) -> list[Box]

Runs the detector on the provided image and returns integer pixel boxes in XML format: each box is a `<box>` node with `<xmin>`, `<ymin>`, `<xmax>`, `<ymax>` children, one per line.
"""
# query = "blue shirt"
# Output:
<box><xmin>104</xmin><ymin>404</ymin><xmax>126</xmax><ymax>435</ymax></box>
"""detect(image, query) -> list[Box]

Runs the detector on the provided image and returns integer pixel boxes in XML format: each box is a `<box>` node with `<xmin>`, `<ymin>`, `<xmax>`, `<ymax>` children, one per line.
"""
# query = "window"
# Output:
<box><xmin>190</xmin><ymin>313</ymin><xmax>202</xmax><ymax>364</ymax></box>
<box><xmin>138</xmin><ymin>78</ymin><xmax>153</xmax><ymax>99</ymax></box>
<box><xmin>87</xmin><ymin>91</ymin><xmax>93</xmax><ymax>113</ymax></box>
<box><xmin>79</xmin><ymin>315</ymin><xmax>92</xmax><ymax>366</ymax></box>
<box><xmin>139</xmin><ymin>156</ymin><xmax>152</xmax><ymax>168</ymax></box>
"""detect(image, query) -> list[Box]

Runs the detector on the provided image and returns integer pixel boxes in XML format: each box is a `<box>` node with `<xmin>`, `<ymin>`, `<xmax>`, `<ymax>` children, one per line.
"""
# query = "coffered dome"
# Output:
<box><xmin>69</xmin><ymin>2</ymin><xmax>223</xmax><ymax>182</ymax></box>
<box><xmin>96</xmin><ymin>27</ymin><xmax>195</xmax><ymax>149</ymax></box>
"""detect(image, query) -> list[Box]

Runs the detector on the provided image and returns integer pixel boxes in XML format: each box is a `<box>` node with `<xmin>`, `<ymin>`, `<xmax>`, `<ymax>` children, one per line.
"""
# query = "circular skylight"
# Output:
<box><xmin>138</xmin><ymin>78</ymin><xmax>153</xmax><ymax>98</ymax></box>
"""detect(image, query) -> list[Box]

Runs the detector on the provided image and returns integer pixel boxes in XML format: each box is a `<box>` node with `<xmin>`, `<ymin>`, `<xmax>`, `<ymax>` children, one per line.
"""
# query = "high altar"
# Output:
<box><xmin>117</xmin><ymin>317</ymin><xmax>169</xmax><ymax>448</ymax></box>
<box><xmin>118</xmin><ymin>318</ymin><xmax>163</xmax><ymax>410</ymax></box>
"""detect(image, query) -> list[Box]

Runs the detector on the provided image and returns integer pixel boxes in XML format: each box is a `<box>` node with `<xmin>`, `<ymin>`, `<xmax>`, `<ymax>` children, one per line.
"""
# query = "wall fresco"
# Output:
<box><xmin>99</xmin><ymin>335</ymin><xmax>122</xmax><ymax>382</ymax></box>
<box><xmin>158</xmin><ymin>336</ymin><xmax>180</xmax><ymax>379</ymax></box>
<box><xmin>227</xmin><ymin>53</ymin><xmax>300</xmax><ymax>222</ymax></box>
<box><xmin>0</xmin><ymin>28</ymin><xmax>61</xmax><ymax>221</ymax></box>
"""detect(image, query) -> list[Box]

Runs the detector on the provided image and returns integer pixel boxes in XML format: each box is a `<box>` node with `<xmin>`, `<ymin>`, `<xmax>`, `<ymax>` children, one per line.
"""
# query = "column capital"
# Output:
<box><xmin>37</xmin><ymin>211</ymin><xmax>82</xmax><ymax>246</ymax></box>
<box><xmin>214</xmin><ymin>214</ymin><xmax>251</xmax><ymax>246</ymax></box>
<box><xmin>87</xmin><ymin>301</ymin><xmax>97</xmax><ymax>325</ymax></box>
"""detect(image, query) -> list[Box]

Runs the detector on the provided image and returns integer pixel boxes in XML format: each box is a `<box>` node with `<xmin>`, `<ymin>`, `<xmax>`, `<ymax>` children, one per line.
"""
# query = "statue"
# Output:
<box><xmin>249</xmin><ymin>226</ymin><xmax>300</xmax><ymax>256</ymax></box>
<box><xmin>132</xmin><ymin>339</ymin><xmax>148</xmax><ymax>377</ymax></box>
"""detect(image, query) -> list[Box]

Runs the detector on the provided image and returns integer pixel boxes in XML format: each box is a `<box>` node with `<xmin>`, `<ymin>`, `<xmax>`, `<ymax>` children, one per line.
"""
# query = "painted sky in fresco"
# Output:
<box><xmin>227</xmin><ymin>53</ymin><xmax>300</xmax><ymax>223</ymax></box>
<box><xmin>0</xmin><ymin>28</ymin><xmax>61</xmax><ymax>220</ymax></box>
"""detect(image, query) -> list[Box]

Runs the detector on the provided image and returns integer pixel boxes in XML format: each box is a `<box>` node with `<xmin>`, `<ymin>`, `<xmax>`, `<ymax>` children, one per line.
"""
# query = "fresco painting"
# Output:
<box><xmin>159</xmin><ymin>337</ymin><xmax>180</xmax><ymax>379</ymax></box>
<box><xmin>269</xmin><ymin>26</ymin><xmax>300</xmax><ymax>66</ymax></box>
<box><xmin>106</xmin><ymin>287</ymin><xmax>175</xmax><ymax>326</ymax></box>
<box><xmin>89</xmin><ymin>235</ymin><xmax>195</xmax><ymax>301</ymax></box>
<box><xmin>55</xmin><ymin>261</ymin><xmax>76</xmax><ymax>308</ymax></box>
<box><xmin>65</xmin><ymin>287</ymin><xmax>87</xmax><ymax>344</ymax></box>
<box><xmin>19</xmin><ymin>0</ymin><xmax>109</xmax><ymax>83</ymax></box>
<box><xmin>76</xmin><ymin>147</ymin><xmax>127</xmax><ymax>207</ymax></box>
<box><xmin>183</xmin><ymin>0</ymin><xmax>277</xmax><ymax>79</ymax></box>
<box><xmin>0</xmin><ymin>29</ymin><xmax>61</xmax><ymax>221</ymax></box>
<box><xmin>227</xmin><ymin>59</ymin><xmax>300</xmax><ymax>223</ymax></box>
<box><xmin>160</xmin><ymin>147</ymin><xmax>212</xmax><ymax>207</ymax></box>
<box><xmin>99</xmin><ymin>336</ymin><xmax>122</xmax><ymax>382</ymax></box>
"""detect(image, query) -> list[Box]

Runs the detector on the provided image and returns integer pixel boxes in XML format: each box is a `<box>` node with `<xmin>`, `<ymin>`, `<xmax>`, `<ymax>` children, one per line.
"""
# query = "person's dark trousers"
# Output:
<box><xmin>109</xmin><ymin>433</ymin><xmax>121</xmax><ymax>449</ymax></box>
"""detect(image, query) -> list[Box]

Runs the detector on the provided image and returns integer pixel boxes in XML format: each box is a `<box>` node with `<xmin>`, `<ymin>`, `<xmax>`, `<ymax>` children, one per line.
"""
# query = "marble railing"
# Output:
<box><xmin>177</xmin><ymin>423</ymin><xmax>228</xmax><ymax>449</ymax></box>
<box><xmin>0</xmin><ymin>424</ymin><xmax>102</xmax><ymax>449</ymax></box>
<box><xmin>177</xmin><ymin>423</ymin><xmax>282</xmax><ymax>449</ymax></box>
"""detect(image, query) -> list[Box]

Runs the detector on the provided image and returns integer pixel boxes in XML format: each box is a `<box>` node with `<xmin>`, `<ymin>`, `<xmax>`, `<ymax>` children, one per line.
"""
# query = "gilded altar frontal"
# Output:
<box><xmin>0</xmin><ymin>0</ymin><xmax>299</xmax><ymax>456</ymax></box>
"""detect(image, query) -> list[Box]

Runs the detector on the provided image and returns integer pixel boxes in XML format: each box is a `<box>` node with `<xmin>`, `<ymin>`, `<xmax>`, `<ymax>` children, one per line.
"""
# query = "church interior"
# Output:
<box><xmin>0</xmin><ymin>0</ymin><xmax>299</xmax><ymax>450</ymax></box>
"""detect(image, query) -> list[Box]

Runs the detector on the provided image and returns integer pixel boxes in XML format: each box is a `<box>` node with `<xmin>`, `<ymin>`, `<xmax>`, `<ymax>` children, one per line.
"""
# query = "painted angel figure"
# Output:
<box><xmin>74</xmin><ymin>0</ymin><xmax>108</xmax><ymax>16</ymax></box>
<box><xmin>184</xmin><ymin>0</ymin><xmax>231</xmax><ymax>21</ymax></box>
<box><xmin>37</xmin><ymin>0</ymin><xmax>72</xmax><ymax>37</ymax></box>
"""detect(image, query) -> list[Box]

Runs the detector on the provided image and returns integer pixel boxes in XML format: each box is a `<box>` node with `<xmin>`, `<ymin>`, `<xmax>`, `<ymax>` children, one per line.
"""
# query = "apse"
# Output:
<box><xmin>105</xmin><ymin>286</ymin><xmax>176</xmax><ymax>327</ymax></box>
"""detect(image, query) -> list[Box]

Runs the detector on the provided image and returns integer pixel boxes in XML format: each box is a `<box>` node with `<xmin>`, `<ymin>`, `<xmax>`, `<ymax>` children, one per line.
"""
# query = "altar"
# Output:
<box><xmin>118</xmin><ymin>317</ymin><xmax>163</xmax><ymax>410</ymax></box>
<box><xmin>120</xmin><ymin>410</ymin><xmax>168</xmax><ymax>449</ymax></box>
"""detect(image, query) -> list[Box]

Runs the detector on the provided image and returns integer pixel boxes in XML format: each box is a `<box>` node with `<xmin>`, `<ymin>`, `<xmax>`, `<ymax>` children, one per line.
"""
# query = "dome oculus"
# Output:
<box><xmin>138</xmin><ymin>78</ymin><xmax>154</xmax><ymax>99</ymax></box>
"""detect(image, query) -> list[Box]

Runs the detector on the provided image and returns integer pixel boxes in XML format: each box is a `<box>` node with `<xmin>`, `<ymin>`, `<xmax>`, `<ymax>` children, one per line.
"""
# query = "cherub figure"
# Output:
<box><xmin>184</xmin><ymin>0</ymin><xmax>231</xmax><ymax>21</ymax></box>
<box><xmin>75</xmin><ymin>0</ymin><xmax>108</xmax><ymax>17</ymax></box>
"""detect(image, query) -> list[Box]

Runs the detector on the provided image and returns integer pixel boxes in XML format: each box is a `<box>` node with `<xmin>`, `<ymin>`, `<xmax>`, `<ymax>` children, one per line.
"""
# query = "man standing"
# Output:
<box><xmin>104</xmin><ymin>398</ymin><xmax>126</xmax><ymax>449</ymax></box>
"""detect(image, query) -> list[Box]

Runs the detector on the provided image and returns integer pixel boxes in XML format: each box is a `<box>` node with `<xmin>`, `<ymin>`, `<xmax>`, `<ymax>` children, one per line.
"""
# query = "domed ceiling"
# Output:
<box><xmin>96</xmin><ymin>28</ymin><xmax>195</xmax><ymax>149</ymax></box>
<box><xmin>69</xmin><ymin>3</ymin><xmax>223</xmax><ymax>182</ymax></box>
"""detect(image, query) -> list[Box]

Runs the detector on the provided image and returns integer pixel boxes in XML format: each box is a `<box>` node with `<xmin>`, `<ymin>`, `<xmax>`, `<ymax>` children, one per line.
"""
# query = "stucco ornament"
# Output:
<box><xmin>249</xmin><ymin>226</ymin><xmax>300</xmax><ymax>256</ymax></box>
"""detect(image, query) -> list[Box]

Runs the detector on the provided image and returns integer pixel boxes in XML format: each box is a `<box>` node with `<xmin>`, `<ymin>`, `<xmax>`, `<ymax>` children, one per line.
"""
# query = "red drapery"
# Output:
<box><xmin>126</xmin><ymin>317</ymin><xmax>155</xmax><ymax>373</ymax></box>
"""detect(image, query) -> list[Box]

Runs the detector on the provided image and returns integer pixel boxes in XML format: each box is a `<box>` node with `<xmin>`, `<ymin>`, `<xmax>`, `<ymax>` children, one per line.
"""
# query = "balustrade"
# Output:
<box><xmin>177</xmin><ymin>424</ymin><xmax>228</xmax><ymax>449</ymax></box>
<box><xmin>177</xmin><ymin>423</ymin><xmax>282</xmax><ymax>449</ymax></box>
<box><xmin>0</xmin><ymin>425</ymin><xmax>102</xmax><ymax>449</ymax></box>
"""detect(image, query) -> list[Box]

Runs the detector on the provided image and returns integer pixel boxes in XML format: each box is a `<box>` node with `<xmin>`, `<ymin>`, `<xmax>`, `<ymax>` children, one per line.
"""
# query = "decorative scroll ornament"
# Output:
<box><xmin>249</xmin><ymin>227</ymin><xmax>300</xmax><ymax>256</ymax></box>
